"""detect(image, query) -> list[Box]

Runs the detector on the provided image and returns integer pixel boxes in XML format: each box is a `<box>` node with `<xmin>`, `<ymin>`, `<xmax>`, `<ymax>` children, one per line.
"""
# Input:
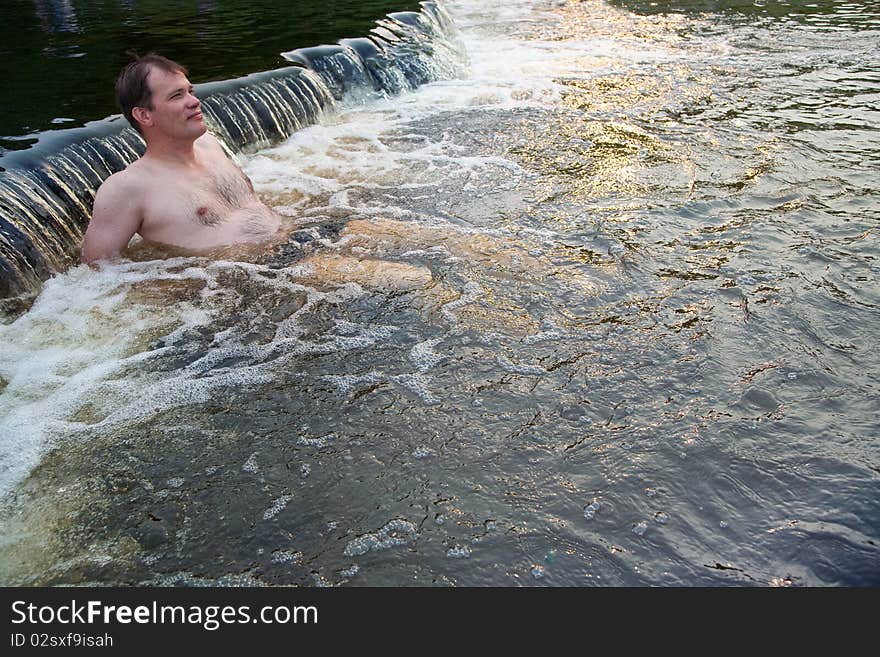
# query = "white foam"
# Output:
<box><xmin>412</xmin><ymin>446</ymin><xmax>432</xmax><ymax>459</ymax></box>
<box><xmin>440</xmin><ymin>281</ymin><xmax>485</xmax><ymax>325</ymax></box>
<box><xmin>583</xmin><ymin>500</ymin><xmax>602</xmax><ymax>520</ymax></box>
<box><xmin>0</xmin><ymin>261</ymin><xmax>220</xmax><ymax>496</ymax></box>
<box><xmin>297</xmin><ymin>433</ymin><xmax>336</xmax><ymax>448</ymax></box>
<box><xmin>242</xmin><ymin>453</ymin><xmax>259</xmax><ymax>473</ymax></box>
<box><xmin>148</xmin><ymin>571</ymin><xmax>266</xmax><ymax>587</ymax></box>
<box><xmin>271</xmin><ymin>549</ymin><xmax>303</xmax><ymax>564</ymax></box>
<box><xmin>446</xmin><ymin>545</ymin><xmax>472</xmax><ymax>559</ymax></box>
<box><xmin>3</xmin><ymin>0</ymin><xmax>646</xmax><ymax>500</ymax></box>
<box><xmin>409</xmin><ymin>337</ymin><xmax>445</xmax><ymax>371</ymax></box>
<box><xmin>322</xmin><ymin>371</ymin><xmax>385</xmax><ymax>395</ymax></box>
<box><xmin>338</xmin><ymin>564</ymin><xmax>359</xmax><ymax>578</ymax></box>
<box><xmin>495</xmin><ymin>355</ymin><xmax>546</xmax><ymax>376</ymax></box>
<box><xmin>263</xmin><ymin>494</ymin><xmax>294</xmax><ymax>520</ymax></box>
<box><xmin>342</xmin><ymin>518</ymin><xmax>417</xmax><ymax>556</ymax></box>
<box><xmin>0</xmin><ymin>254</ymin><xmax>405</xmax><ymax>497</ymax></box>
<box><xmin>310</xmin><ymin>573</ymin><xmax>334</xmax><ymax>587</ymax></box>
<box><xmin>523</xmin><ymin>318</ymin><xmax>564</xmax><ymax>344</ymax></box>
<box><xmin>392</xmin><ymin>372</ymin><xmax>440</xmax><ymax>405</ymax></box>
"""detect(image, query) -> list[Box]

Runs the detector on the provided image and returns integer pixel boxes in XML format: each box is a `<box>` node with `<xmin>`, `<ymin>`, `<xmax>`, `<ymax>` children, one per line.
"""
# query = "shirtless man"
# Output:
<box><xmin>81</xmin><ymin>54</ymin><xmax>282</xmax><ymax>263</ymax></box>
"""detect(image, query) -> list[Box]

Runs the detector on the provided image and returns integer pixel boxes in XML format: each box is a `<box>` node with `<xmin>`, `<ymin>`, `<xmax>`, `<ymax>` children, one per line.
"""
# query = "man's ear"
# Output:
<box><xmin>131</xmin><ymin>106</ymin><xmax>152</xmax><ymax>130</ymax></box>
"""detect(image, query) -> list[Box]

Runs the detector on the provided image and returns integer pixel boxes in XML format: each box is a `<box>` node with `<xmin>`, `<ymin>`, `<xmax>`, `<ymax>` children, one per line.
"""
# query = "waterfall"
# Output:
<box><xmin>0</xmin><ymin>0</ymin><xmax>464</xmax><ymax>303</ymax></box>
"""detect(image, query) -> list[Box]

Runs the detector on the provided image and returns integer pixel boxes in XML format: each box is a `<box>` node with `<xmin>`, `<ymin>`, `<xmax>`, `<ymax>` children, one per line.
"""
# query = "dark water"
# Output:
<box><xmin>0</xmin><ymin>0</ymin><xmax>878</xmax><ymax>586</ymax></box>
<box><xmin>0</xmin><ymin>0</ymin><xmax>418</xmax><ymax>147</ymax></box>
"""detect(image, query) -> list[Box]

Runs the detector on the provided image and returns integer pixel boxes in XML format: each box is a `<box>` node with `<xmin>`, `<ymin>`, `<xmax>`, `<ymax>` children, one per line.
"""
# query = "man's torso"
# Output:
<box><xmin>128</xmin><ymin>135</ymin><xmax>282</xmax><ymax>251</ymax></box>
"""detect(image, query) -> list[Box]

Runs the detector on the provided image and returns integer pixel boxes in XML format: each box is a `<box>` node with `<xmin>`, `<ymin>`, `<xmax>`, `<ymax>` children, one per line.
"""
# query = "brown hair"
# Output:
<box><xmin>115</xmin><ymin>53</ymin><xmax>188</xmax><ymax>134</ymax></box>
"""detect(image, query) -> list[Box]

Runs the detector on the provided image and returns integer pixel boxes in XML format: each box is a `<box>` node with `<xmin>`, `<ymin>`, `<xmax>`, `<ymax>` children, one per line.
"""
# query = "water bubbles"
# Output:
<box><xmin>263</xmin><ymin>494</ymin><xmax>294</xmax><ymax>520</ymax></box>
<box><xmin>166</xmin><ymin>477</ymin><xmax>184</xmax><ymax>488</ymax></box>
<box><xmin>583</xmin><ymin>500</ymin><xmax>602</xmax><ymax>519</ymax></box>
<box><xmin>738</xmin><ymin>275</ymin><xmax>757</xmax><ymax>286</ymax></box>
<box><xmin>495</xmin><ymin>355</ymin><xmax>546</xmax><ymax>375</ymax></box>
<box><xmin>271</xmin><ymin>549</ymin><xmax>303</xmax><ymax>564</ymax></box>
<box><xmin>719</xmin><ymin>521</ymin><xmax>729</xmax><ymax>529</ymax></box>
<box><xmin>297</xmin><ymin>433</ymin><xmax>336</xmax><ymax>448</ymax></box>
<box><xmin>392</xmin><ymin>372</ymin><xmax>440</xmax><ymax>404</ymax></box>
<box><xmin>530</xmin><ymin>565</ymin><xmax>546</xmax><ymax>579</ymax></box>
<box><xmin>523</xmin><ymin>318</ymin><xmax>563</xmax><ymax>344</ymax></box>
<box><xmin>440</xmin><ymin>281</ymin><xmax>484</xmax><ymax>323</ymax></box>
<box><xmin>338</xmin><ymin>564</ymin><xmax>359</xmax><ymax>578</ymax></box>
<box><xmin>434</xmin><ymin>513</ymin><xmax>445</xmax><ymax>525</ymax></box>
<box><xmin>333</xmin><ymin>319</ymin><xmax>361</xmax><ymax>336</ymax></box>
<box><xmin>409</xmin><ymin>337</ymin><xmax>445</xmax><ymax>371</ymax></box>
<box><xmin>412</xmin><ymin>446</ymin><xmax>432</xmax><ymax>459</ymax></box>
<box><xmin>645</xmin><ymin>487</ymin><xmax>657</xmax><ymax>498</ymax></box>
<box><xmin>653</xmin><ymin>512</ymin><xmax>668</xmax><ymax>525</ymax></box>
<box><xmin>446</xmin><ymin>545</ymin><xmax>472</xmax><ymax>558</ymax></box>
<box><xmin>632</xmin><ymin>521</ymin><xmax>648</xmax><ymax>536</ymax></box>
<box><xmin>242</xmin><ymin>453</ymin><xmax>259</xmax><ymax>473</ymax></box>
<box><xmin>324</xmin><ymin>372</ymin><xmax>384</xmax><ymax>395</ymax></box>
<box><xmin>300</xmin><ymin>463</ymin><xmax>312</xmax><ymax>478</ymax></box>
<box><xmin>343</xmin><ymin>518</ymin><xmax>417</xmax><ymax>556</ymax></box>
<box><xmin>787</xmin><ymin>372</ymin><xmax>797</xmax><ymax>380</ymax></box>
<box><xmin>310</xmin><ymin>573</ymin><xmax>333</xmax><ymax>587</ymax></box>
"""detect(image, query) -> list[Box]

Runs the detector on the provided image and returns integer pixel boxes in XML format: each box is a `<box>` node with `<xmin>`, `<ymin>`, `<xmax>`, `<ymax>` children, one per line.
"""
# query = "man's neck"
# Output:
<box><xmin>142</xmin><ymin>135</ymin><xmax>201</xmax><ymax>167</ymax></box>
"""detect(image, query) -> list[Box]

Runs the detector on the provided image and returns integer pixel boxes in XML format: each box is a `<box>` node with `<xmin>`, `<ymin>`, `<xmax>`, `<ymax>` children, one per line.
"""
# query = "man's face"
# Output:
<box><xmin>140</xmin><ymin>66</ymin><xmax>206</xmax><ymax>140</ymax></box>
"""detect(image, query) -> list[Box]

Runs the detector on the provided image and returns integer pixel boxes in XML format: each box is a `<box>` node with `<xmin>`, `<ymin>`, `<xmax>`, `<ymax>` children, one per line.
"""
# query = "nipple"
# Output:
<box><xmin>197</xmin><ymin>207</ymin><xmax>208</xmax><ymax>216</ymax></box>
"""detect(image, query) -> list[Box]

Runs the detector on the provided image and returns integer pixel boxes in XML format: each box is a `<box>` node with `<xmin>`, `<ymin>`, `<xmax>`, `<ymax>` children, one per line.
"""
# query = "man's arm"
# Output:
<box><xmin>81</xmin><ymin>171</ymin><xmax>143</xmax><ymax>264</ymax></box>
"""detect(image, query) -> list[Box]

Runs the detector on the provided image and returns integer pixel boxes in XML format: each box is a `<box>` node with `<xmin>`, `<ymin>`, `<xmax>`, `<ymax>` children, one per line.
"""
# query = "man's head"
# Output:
<box><xmin>116</xmin><ymin>54</ymin><xmax>205</xmax><ymax>139</ymax></box>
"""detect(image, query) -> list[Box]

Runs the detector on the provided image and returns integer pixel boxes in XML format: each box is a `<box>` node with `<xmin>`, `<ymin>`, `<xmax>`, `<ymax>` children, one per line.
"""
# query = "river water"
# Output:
<box><xmin>0</xmin><ymin>0</ymin><xmax>878</xmax><ymax>586</ymax></box>
<box><xmin>0</xmin><ymin>0</ymin><xmax>420</xmax><ymax>142</ymax></box>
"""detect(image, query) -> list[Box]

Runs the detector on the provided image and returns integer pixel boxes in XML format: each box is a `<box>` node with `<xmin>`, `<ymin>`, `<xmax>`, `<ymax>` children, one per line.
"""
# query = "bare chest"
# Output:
<box><xmin>138</xmin><ymin>163</ymin><xmax>280</xmax><ymax>249</ymax></box>
<box><xmin>150</xmin><ymin>165</ymin><xmax>252</xmax><ymax>222</ymax></box>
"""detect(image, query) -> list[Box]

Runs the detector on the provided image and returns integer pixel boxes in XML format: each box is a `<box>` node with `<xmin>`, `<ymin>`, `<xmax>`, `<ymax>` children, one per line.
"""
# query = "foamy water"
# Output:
<box><xmin>1</xmin><ymin>0</ymin><xmax>878</xmax><ymax>586</ymax></box>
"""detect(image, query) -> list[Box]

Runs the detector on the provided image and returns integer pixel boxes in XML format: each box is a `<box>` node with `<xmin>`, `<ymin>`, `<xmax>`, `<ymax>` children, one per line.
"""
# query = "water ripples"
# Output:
<box><xmin>1</xmin><ymin>0</ymin><xmax>878</xmax><ymax>586</ymax></box>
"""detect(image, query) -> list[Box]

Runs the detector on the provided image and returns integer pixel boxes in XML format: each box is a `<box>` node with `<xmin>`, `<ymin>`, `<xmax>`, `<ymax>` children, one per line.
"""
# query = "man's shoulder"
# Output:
<box><xmin>196</xmin><ymin>131</ymin><xmax>228</xmax><ymax>156</ymax></box>
<box><xmin>97</xmin><ymin>165</ymin><xmax>144</xmax><ymax>198</ymax></box>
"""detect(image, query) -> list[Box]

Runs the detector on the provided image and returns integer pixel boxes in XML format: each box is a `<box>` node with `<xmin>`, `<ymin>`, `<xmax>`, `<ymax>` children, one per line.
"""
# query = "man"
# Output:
<box><xmin>81</xmin><ymin>54</ymin><xmax>283</xmax><ymax>263</ymax></box>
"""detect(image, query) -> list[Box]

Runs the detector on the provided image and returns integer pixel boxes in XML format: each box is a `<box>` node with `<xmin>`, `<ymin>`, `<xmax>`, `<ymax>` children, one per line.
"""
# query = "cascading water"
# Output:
<box><xmin>1</xmin><ymin>0</ymin><xmax>877</xmax><ymax>587</ymax></box>
<box><xmin>0</xmin><ymin>0</ymin><xmax>464</xmax><ymax>304</ymax></box>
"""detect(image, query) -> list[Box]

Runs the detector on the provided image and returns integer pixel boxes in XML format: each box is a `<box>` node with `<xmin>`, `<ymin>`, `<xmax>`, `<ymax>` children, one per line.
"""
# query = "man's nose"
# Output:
<box><xmin>186</xmin><ymin>92</ymin><xmax>201</xmax><ymax>107</ymax></box>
